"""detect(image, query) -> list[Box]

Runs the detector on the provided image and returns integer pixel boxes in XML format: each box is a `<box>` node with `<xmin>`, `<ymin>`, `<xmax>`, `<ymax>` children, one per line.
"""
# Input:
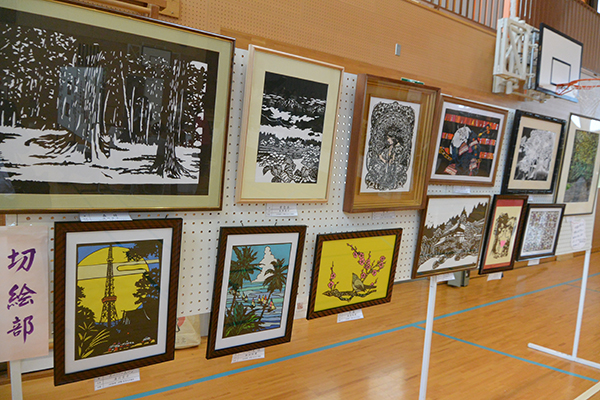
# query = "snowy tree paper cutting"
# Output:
<box><xmin>0</xmin><ymin>0</ymin><xmax>234</xmax><ymax>212</ymax></box>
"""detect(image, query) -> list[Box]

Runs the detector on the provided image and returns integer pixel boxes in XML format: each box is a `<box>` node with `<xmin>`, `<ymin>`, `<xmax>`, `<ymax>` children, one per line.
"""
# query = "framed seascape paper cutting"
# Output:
<box><xmin>502</xmin><ymin>110</ymin><xmax>566</xmax><ymax>196</ymax></box>
<box><xmin>555</xmin><ymin>114</ymin><xmax>600</xmax><ymax>215</ymax></box>
<box><xmin>206</xmin><ymin>225</ymin><xmax>306</xmax><ymax>359</ymax></box>
<box><xmin>236</xmin><ymin>46</ymin><xmax>343</xmax><ymax>202</ymax></box>
<box><xmin>306</xmin><ymin>228</ymin><xmax>402</xmax><ymax>319</ymax></box>
<box><xmin>479</xmin><ymin>195</ymin><xmax>528</xmax><ymax>275</ymax></box>
<box><xmin>429</xmin><ymin>96</ymin><xmax>507</xmax><ymax>186</ymax></box>
<box><xmin>53</xmin><ymin>219</ymin><xmax>182</xmax><ymax>385</ymax></box>
<box><xmin>413</xmin><ymin>195</ymin><xmax>490</xmax><ymax>279</ymax></box>
<box><xmin>0</xmin><ymin>0</ymin><xmax>234</xmax><ymax>212</ymax></box>
<box><xmin>343</xmin><ymin>74</ymin><xmax>440</xmax><ymax>213</ymax></box>
<box><xmin>517</xmin><ymin>203</ymin><xmax>565</xmax><ymax>260</ymax></box>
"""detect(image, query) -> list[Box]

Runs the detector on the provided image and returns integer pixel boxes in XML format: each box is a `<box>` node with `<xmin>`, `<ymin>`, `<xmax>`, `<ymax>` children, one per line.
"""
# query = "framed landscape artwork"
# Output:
<box><xmin>429</xmin><ymin>96</ymin><xmax>507</xmax><ymax>186</ymax></box>
<box><xmin>0</xmin><ymin>0</ymin><xmax>234</xmax><ymax>212</ymax></box>
<box><xmin>343</xmin><ymin>74</ymin><xmax>440</xmax><ymax>213</ymax></box>
<box><xmin>306</xmin><ymin>228</ymin><xmax>402</xmax><ymax>319</ymax></box>
<box><xmin>53</xmin><ymin>218</ymin><xmax>182</xmax><ymax>385</ymax></box>
<box><xmin>479</xmin><ymin>195</ymin><xmax>528</xmax><ymax>274</ymax></box>
<box><xmin>555</xmin><ymin>114</ymin><xmax>600</xmax><ymax>215</ymax></box>
<box><xmin>502</xmin><ymin>110</ymin><xmax>566</xmax><ymax>196</ymax></box>
<box><xmin>413</xmin><ymin>195</ymin><xmax>490</xmax><ymax>279</ymax></box>
<box><xmin>206</xmin><ymin>225</ymin><xmax>306</xmax><ymax>359</ymax></box>
<box><xmin>236</xmin><ymin>46</ymin><xmax>343</xmax><ymax>202</ymax></box>
<box><xmin>517</xmin><ymin>203</ymin><xmax>565</xmax><ymax>260</ymax></box>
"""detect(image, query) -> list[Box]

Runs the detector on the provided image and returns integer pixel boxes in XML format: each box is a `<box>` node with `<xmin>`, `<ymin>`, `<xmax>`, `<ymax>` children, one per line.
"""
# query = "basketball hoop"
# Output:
<box><xmin>555</xmin><ymin>78</ymin><xmax>600</xmax><ymax>118</ymax></box>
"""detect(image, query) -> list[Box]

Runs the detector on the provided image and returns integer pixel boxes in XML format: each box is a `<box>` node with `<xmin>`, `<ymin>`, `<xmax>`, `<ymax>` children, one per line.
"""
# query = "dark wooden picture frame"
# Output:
<box><xmin>343</xmin><ymin>74</ymin><xmax>441</xmax><ymax>213</ymax></box>
<box><xmin>306</xmin><ymin>228</ymin><xmax>402</xmax><ymax>319</ymax></box>
<box><xmin>517</xmin><ymin>203</ymin><xmax>565</xmax><ymax>260</ymax></box>
<box><xmin>478</xmin><ymin>195</ymin><xmax>528</xmax><ymax>274</ymax></box>
<box><xmin>429</xmin><ymin>96</ymin><xmax>507</xmax><ymax>187</ymax></box>
<box><xmin>0</xmin><ymin>0</ymin><xmax>234</xmax><ymax>213</ymax></box>
<box><xmin>53</xmin><ymin>218</ymin><xmax>182</xmax><ymax>385</ymax></box>
<box><xmin>413</xmin><ymin>195</ymin><xmax>490</xmax><ymax>279</ymax></box>
<box><xmin>206</xmin><ymin>225</ymin><xmax>306</xmax><ymax>359</ymax></box>
<box><xmin>502</xmin><ymin>110</ymin><xmax>566</xmax><ymax>196</ymax></box>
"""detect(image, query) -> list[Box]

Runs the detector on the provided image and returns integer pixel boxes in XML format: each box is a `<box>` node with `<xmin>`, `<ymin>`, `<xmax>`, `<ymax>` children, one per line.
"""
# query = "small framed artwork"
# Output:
<box><xmin>429</xmin><ymin>96</ymin><xmax>507</xmax><ymax>186</ymax></box>
<box><xmin>413</xmin><ymin>195</ymin><xmax>491</xmax><ymax>279</ymax></box>
<box><xmin>236</xmin><ymin>45</ymin><xmax>343</xmax><ymax>203</ymax></box>
<box><xmin>0</xmin><ymin>0</ymin><xmax>234</xmax><ymax>212</ymax></box>
<box><xmin>479</xmin><ymin>195</ymin><xmax>528</xmax><ymax>274</ymax></box>
<box><xmin>517</xmin><ymin>203</ymin><xmax>565</xmax><ymax>260</ymax></box>
<box><xmin>53</xmin><ymin>218</ymin><xmax>182</xmax><ymax>385</ymax></box>
<box><xmin>306</xmin><ymin>228</ymin><xmax>402</xmax><ymax>319</ymax></box>
<box><xmin>206</xmin><ymin>225</ymin><xmax>306</xmax><ymax>359</ymax></box>
<box><xmin>343</xmin><ymin>74</ymin><xmax>440</xmax><ymax>213</ymax></box>
<box><xmin>555</xmin><ymin>114</ymin><xmax>600</xmax><ymax>215</ymax></box>
<box><xmin>502</xmin><ymin>110</ymin><xmax>566</xmax><ymax>196</ymax></box>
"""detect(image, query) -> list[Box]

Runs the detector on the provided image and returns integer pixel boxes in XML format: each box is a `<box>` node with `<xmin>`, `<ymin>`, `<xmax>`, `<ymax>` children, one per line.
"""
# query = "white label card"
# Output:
<box><xmin>372</xmin><ymin>211</ymin><xmax>396</xmax><ymax>220</ymax></box>
<box><xmin>94</xmin><ymin>369</ymin><xmax>140</xmax><ymax>390</ymax></box>
<box><xmin>337</xmin><ymin>309</ymin><xmax>364</xmax><ymax>323</ymax></box>
<box><xmin>231</xmin><ymin>348</ymin><xmax>265</xmax><ymax>363</ymax></box>
<box><xmin>80</xmin><ymin>212</ymin><xmax>132</xmax><ymax>222</ymax></box>
<box><xmin>437</xmin><ymin>273</ymin><xmax>456</xmax><ymax>282</ymax></box>
<box><xmin>569</xmin><ymin>218</ymin><xmax>587</xmax><ymax>250</ymax></box>
<box><xmin>528</xmin><ymin>259</ymin><xmax>540</xmax><ymax>266</ymax></box>
<box><xmin>265</xmin><ymin>204</ymin><xmax>298</xmax><ymax>217</ymax></box>
<box><xmin>453</xmin><ymin>186</ymin><xmax>471</xmax><ymax>194</ymax></box>
<box><xmin>487</xmin><ymin>272</ymin><xmax>503</xmax><ymax>281</ymax></box>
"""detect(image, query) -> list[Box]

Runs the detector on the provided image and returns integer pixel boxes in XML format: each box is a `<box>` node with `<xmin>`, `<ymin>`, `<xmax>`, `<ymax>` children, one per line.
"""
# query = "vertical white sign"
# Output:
<box><xmin>0</xmin><ymin>226</ymin><xmax>49</xmax><ymax>362</ymax></box>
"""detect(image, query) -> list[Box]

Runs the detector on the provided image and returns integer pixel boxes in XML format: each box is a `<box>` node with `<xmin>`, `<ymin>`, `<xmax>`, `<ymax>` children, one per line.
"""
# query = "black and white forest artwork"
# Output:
<box><xmin>360</xmin><ymin>98</ymin><xmax>419</xmax><ymax>193</ymax></box>
<box><xmin>0</xmin><ymin>6</ymin><xmax>224</xmax><ymax>204</ymax></box>
<box><xmin>255</xmin><ymin>72</ymin><xmax>327</xmax><ymax>184</ymax></box>
<box><xmin>513</xmin><ymin>128</ymin><xmax>556</xmax><ymax>181</ymax></box>
<box><xmin>414</xmin><ymin>196</ymin><xmax>490</xmax><ymax>278</ymax></box>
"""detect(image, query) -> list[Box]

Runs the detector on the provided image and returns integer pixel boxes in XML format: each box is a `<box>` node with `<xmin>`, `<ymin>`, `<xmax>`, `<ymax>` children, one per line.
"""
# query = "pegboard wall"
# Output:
<box><xmin>7</xmin><ymin>48</ymin><xmax>596</xmax><ymax>323</ymax></box>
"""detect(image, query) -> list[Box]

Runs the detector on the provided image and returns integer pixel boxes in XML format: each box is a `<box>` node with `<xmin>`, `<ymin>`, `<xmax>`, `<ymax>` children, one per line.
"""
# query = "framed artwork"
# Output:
<box><xmin>343</xmin><ymin>74</ymin><xmax>440</xmax><ymax>213</ymax></box>
<box><xmin>429</xmin><ymin>96</ymin><xmax>507</xmax><ymax>186</ymax></box>
<box><xmin>413</xmin><ymin>195</ymin><xmax>491</xmax><ymax>279</ymax></box>
<box><xmin>479</xmin><ymin>195</ymin><xmax>528</xmax><ymax>274</ymax></box>
<box><xmin>206</xmin><ymin>225</ymin><xmax>306</xmax><ymax>359</ymax></box>
<box><xmin>0</xmin><ymin>0</ymin><xmax>234</xmax><ymax>213</ymax></box>
<box><xmin>502</xmin><ymin>110</ymin><xmax>566</xmax><ymax>196</ymax></box>
<box><xmin>236</xmin><ymin>45</ymin><xmax>343</xmax><ymax>202</ymax></box>
<box><xmin>517</xmin><ymin>203</ymin><xmax>565</xmax><ymax>260</ymax></box>
<box><xmin>555</xmin><ymin>114</ymin><xmax>600</xmax><ymax>215</ymax></box>
<box><xmin>306</xmin><ymin>228</ymin><xmax>402</xmax><ymax>319</ymax></box>
<box><xmin>53</xmin><ymin>218</ymin><xmax>182</xmax><ymax>385</ymax></box>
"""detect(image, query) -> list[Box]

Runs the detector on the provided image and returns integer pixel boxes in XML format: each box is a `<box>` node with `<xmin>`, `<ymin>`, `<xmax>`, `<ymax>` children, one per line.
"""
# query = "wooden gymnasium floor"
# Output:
<box><xmin>3</xmin><ymin>252</ymin><xmax>600</xmax><ymax>399</ymax></box>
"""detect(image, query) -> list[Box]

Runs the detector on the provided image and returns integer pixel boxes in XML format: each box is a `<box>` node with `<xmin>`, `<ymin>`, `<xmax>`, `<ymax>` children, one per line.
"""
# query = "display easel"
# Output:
<box><xmin>9</xmin><ymin>360</ymin><xmax>23</xmax><ymax>400</ymax></box>
<box><xmin>418</xmin><ymin>275</ymin><xmax>441</xmax><ymax>400</ymax></box>
<box><xmin>528</xmin><ymin>249</ymin><xmax>600</xmax><ymax>369</ymax></box>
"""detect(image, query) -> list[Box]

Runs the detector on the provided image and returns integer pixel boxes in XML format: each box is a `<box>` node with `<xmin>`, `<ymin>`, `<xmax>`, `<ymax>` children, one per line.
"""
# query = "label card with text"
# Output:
<box><xmin>266</xmin><ymin>204</ymin><xmax>298</xmax><ymax>217</ymax></box>
<box><xmin>569</xmin><ymin>217</ymin><xmax>587</xmax><ymax>250</ymax></box>
<box><xmin>437</xmin><ymin>273</ymin><xmax>456</xmax><ymax>283</ymax></box>
<box><xmin>487</xmin><ymin>272</ymin><xmax>503</xmax><ymax>281</ymax></box>
<box><xmin>231</xmin><ymin>348</ymin><xmax>265</xmax><ymax>363</ymax></box>
<box><xmin>337</xmin><ymin>309</ymin><xmax>364</xmax><ymax>323</ymax></box>
<box><xmin>94</xmin><ymin>369</ymin><xmax>140</xmax><ymax>390</ymax></box>
<box><xmin>80</xmin><ymin>212</ymin><xmax>132</xmax><ymax>222</ymax></box>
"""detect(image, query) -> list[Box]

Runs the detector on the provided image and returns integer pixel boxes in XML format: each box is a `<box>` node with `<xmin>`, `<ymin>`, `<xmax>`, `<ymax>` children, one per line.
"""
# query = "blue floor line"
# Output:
<box><xmin>414</xmin><ymin>326</ymin><xmax>599</xmax><ymax>383</ymax></box>
<box><xmin>117</xmin><ymin>270</ymin><xmax>600</xmax><ymax>399</ymax></box>
<box><xmin>566</xmin><ymin>283</ymin><xmax>600</xmax><ymax>293</ymax></box>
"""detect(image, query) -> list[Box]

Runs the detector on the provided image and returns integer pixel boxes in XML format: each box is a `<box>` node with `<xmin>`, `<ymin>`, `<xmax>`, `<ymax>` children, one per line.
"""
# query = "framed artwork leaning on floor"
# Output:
<box><xmin>306</xmin><ymin>228</ymin><xmax>402</xmax><ymax>319</ymax></box>
<box><xmin>479</xmin><ymin>195</ymin><xmax>528</xmax><ymax>275</ymax></box>
<box><xmin>555</xmin><ymin>113</ymin><xmax>600</xmax><ymax>215</ymax></box>
<box><xmin>206</xmin><ymin>225</ymin><xmax>306</xmax><ymax>359</ymax></box>
<box><xmin>517</xmin><ymin>203</ymin><xmax>565</xmax><ymax>261</ymax></box>
<box><xmin>53</xmin><ymin>218</ymin><xmax>182</xmax><ymax>385</ymax></box>
<box><xmin>413</xmin><ymin>195</ymin><xmax>491</xmax><ymax>279</ymax></box>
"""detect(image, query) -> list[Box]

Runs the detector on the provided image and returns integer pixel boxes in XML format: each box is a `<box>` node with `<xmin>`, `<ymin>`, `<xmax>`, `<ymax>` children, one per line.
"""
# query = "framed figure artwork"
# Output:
<box><xmin>236</xmin><ymin>46</ymin><xmax>343</xmax><ymax>203</ymax></box>
<box><xmin>429</xmin><ymin>96</ymin><xmax>507</xmax><ymax>186</ymax></box>
<box><xmin>413</xmin><ymin>195</ymin><xmax>491</xmax><ymax>279</ymax></box>
<box><xmin>479</xmin><ymin>195</ymin><xmax>528</xmax><ymax>274</ymax></box>
<box><xmin>555</xmin><ymin>114</ymin><xmax>600</xmax><ymax>215</ymax></box>
<box><xmin>53</xmin><ymin>219</ymin><xmax>182</xmax><ymax>385</ymax></box>
<box><xmin>343</xmin><ymin>74</ymin><xmax>440</xmax><ymax>213</ymax></box>
<box><xmin>306</xmin><ymin>228</ymin><xmax>402</xmax><ymax>319</ymax></box>
<box><xmin>0</xmin><ymin>0</ymin><xmax>234</xmax><ymax>213</ymax></box>
<box><xmin>502</xmin><ymin>110</ymin><xmax>566</xmax><ymax>196</ymax></box>
<box><xmin>517</xmin><ymin>203</ymin><xmax>565</xmax><ymax>260</ymax></box>
<box><xmin>206</xmin><ymin>225</ymin><xmax>306</xmax><ymax>359</ymax></box>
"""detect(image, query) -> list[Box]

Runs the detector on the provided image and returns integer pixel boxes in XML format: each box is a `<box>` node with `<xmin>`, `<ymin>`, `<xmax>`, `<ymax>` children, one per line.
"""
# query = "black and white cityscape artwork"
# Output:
<box><xmin>514</xmin><ymin>128</ymin><xmax>556</xmax><ymax>182</ymax></box>
<box><xmin>360</xmin><ymin>98</ymin><xmax>419</xmax><ymax>193</ymax></box>
<box><xmin>0</xmin><ymin>8</ymin><xmax>220</xmax><ymax>196</ymax></box>
<box><xmin>255</xmin><ymin>72</ymin><xmax>327</xmax><ymax>184</ymax></box>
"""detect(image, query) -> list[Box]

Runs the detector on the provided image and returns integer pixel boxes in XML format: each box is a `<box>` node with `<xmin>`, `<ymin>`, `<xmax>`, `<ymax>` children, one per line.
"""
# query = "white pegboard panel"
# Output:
<box><xmin>10</xmin><ymin>51</ymin><xmax>595</xmax><ymax>321</ymax></box>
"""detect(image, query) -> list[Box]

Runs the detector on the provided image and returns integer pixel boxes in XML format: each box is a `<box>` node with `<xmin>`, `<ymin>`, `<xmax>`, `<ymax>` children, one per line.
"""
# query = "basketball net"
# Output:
<box><xmin>555</xmin><ymin>78</ymin><xmax>600</xmax><ymax>119</ymax></box>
